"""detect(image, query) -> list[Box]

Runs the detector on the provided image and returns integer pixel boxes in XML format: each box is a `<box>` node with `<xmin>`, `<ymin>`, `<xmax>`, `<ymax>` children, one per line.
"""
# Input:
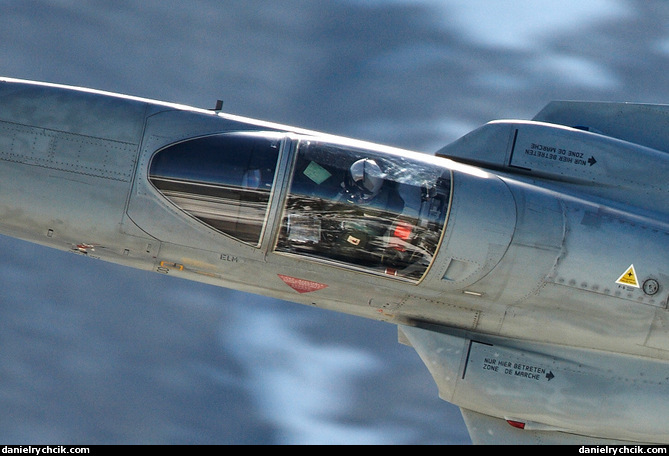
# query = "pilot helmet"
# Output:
<box><xmin>344</xmin><ymin>158</ymin><xmax>385</xmax><ymax>203</ymax></box>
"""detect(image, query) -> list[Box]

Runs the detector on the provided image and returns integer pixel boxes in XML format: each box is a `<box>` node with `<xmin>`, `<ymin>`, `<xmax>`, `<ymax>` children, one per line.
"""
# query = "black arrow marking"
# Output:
<box><xmin>588</xmin><ymin>156</ymin><xmax>597</xmax><ymax>166</ymax></box>
<box><xmin>546</xmin><ymin>371</ymin><xmax>555</xmax><ymax>381</ymax></box>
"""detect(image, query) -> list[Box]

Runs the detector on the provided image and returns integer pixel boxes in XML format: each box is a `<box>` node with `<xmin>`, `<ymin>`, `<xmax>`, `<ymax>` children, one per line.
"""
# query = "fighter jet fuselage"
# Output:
<box><xmin>1</xmin><ymin>78</ymin><xmax>668</xmax><ymax>444</ymax></box>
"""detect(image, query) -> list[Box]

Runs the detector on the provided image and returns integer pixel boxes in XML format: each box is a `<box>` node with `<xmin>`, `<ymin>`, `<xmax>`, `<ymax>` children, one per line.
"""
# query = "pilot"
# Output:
<box><xmin>340</xmin><ymin>158</ymin><xmax>404</xmax><ymax>213</ymax></box>
<box><xmin>329</xmin><ymin>158</ymin><xmax>408</xmax><ymax>263</ymax></box>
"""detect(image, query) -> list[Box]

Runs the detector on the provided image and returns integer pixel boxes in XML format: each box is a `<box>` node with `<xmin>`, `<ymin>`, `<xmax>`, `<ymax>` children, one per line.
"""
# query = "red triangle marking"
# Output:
<box><xmin>278</xmin><ymin>274</ymin><xmax>328</xmax><ymax>293</ymax></box>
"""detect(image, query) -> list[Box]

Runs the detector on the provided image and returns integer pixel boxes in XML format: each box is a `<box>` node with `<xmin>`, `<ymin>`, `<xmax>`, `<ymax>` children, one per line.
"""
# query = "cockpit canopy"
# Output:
<box><xmin>277</xmin><ymin>139</ymin><xmax>451</xmax><ymax>281</ymax></box>
<box><xmin>148</xmin><ymin>131</ymin><xmax>282</xmax><ymax>245</ymax></box>
<box><xmin>148</xmin><ymin>131</ymin><xmax>451</xmax><ymax>282</ymax></box>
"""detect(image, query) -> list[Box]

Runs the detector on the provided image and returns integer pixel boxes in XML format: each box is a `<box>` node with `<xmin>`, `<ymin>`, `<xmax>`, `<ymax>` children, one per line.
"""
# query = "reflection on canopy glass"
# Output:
<box><xmin>276</xmin><ymin>140</ymin><xmax>451</xmax><ymax>281</ymax></box>
<box><xmin>148</xmin><ymin>132</ymin><xmax>282</xmax><ymax>246</ymax></box>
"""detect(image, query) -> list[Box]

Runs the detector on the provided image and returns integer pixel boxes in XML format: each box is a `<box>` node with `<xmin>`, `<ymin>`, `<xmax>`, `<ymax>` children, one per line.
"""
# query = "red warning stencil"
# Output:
<box><xmin>278</xmin><ymin>274</ymin><xmax>328</xmax><ymax>293</ymax></box>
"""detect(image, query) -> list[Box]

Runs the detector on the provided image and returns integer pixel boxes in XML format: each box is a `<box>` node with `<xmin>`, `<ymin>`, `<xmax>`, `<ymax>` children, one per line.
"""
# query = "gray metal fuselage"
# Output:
<box><xmin>1</xmin><ymin>78</ymin><xmax>668</xmax><ymax>444</ymax></box>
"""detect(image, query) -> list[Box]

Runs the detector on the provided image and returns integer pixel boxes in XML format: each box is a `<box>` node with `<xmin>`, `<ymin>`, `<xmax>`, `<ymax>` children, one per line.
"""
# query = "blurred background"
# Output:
<box><xmin>0</xmin><ymin>0</ymin><xmax>667</xmax><ymax>444</ymax></box>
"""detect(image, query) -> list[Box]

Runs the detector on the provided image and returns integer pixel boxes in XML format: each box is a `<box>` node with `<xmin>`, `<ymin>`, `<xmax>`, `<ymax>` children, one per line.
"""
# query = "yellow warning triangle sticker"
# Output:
<box><xmin>616</xmin><ymin>264</ymin><xmax>640</xmax><ymax>288</ymax></box>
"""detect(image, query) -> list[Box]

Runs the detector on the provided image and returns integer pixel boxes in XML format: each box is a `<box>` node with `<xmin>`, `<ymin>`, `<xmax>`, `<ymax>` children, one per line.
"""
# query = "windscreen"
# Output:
<box><xmin>148</xmin><ymin>132</ymin><xmax>282</xmax><ymax>246</ymax></box>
